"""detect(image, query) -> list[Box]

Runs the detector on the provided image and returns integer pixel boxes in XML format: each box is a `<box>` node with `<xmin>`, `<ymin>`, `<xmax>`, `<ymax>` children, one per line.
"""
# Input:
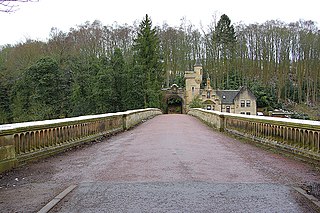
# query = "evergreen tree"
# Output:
<box><xmin>11</xmin><ymin>76</ymin><xmax>32</xmax><ymax>122</ymax></box>
<box><xmin>110</xmin><ymin>48</ymin><xmax>127</xmax><ymax>111</ymax></box>
<box><xmin>212</xmin><ymin>14</ymin><xmax>237</xmax><ymax>89</ymax></box>
<box><xmin>0</xmin><ymin>77</ymin><xmax>12</xmax><ymax>123</ymax></box>
<box><xmin>93</xmin><ymin>49</ymin><xmax>129</xmax><ymax>113</ymax></box>
<box><xmin>12</xmin><ymin>57</ymin><xmax>64</xmax><ymax>121</ymax></box>
<box><xmin>69</xmin><ymin>57</ymin><xmax>100</xmax><ymax>116</ymax></box>
<box><xmin>126</xmin><ymin>64</ymin><xmax>144</xmax><ymax>109</ymax></box>
<box><xmin>133</xmin><ymin>14</ymin><xmax>164</xmax><ymax>108</ymax></box>
<box><xmin>215</xmin><ymin>14</ymin><xmax>236</xmax><ymax>46</ymax></box>
<box><xmin>93</xmin><ymin>61</ymin><xmax>115</xmax><ymax>113</ymax></box>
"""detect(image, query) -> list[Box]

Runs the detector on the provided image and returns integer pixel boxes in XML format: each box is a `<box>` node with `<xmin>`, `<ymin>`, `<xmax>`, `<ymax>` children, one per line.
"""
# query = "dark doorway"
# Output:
<box><xmin>167</xmin><ymin>96</ymin><xmax>183</xmax><ymax>114</ymax></box>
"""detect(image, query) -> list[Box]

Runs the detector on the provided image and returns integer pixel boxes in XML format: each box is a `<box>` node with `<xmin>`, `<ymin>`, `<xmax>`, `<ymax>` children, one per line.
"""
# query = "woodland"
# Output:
<box><xmin>0</xmin><ymin>14</ymin><xmax>319</xmax><ymax>124</ymax></box>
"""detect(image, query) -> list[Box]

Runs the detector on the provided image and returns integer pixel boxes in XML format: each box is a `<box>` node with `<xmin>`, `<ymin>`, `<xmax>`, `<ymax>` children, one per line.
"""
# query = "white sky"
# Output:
<box><xmin>0</xmin><ymin>0</ymin><xmax>319</xmax><ymax>46</ymax></box>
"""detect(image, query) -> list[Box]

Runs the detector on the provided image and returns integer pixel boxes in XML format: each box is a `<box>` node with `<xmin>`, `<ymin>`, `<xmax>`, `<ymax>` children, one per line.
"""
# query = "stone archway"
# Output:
<box><xmin>167</xmin><ymin>95</ymin><xmax>183</xmax><ymax>114</ymax></box>
<box><xmin>161</xmin><ymin>84</ymin><xmax>186</xmax><ymax>114</ymax></box>
<box><xmin>202</xmin><ymin>100</ymin><xmax>215</xmax><ymax>110</ymax></box>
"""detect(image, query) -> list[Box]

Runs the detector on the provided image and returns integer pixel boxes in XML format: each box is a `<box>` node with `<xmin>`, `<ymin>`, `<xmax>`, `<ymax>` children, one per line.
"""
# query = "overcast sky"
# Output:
<box><xmin>0</xmin><ymin>0</ymin><xmax>319</xmax><ymax>46</ymax></box>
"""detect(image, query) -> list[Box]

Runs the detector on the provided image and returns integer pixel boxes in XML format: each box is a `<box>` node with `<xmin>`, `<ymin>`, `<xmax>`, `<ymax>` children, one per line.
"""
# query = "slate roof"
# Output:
<box><xmin>215</xmin><ymin>90</ymin><xmax>240</xmax><ymax>104</ymax></box>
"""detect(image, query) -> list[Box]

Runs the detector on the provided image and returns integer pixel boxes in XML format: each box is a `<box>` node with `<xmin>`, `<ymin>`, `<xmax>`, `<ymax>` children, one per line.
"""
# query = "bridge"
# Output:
<box><xmin>0</xmin><ymin>108</ymin><xmax>319</xmax><ymax>212</ymax></box>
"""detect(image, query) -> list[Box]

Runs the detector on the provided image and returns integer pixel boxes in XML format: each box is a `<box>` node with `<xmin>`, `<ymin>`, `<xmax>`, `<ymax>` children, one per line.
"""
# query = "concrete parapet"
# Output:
<box><xmin>0</xmin><ymin>108</ymin><xmax>162</xmax><ymax>173</ymax></box>
<box><xmin>188</xmin><ymin>108</ymin><xmax>320</xmax><ymax>164</ymax></box>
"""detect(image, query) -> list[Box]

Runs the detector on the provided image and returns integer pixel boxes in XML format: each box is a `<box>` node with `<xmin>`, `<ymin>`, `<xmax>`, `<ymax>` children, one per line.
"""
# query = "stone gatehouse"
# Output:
<box><xmin>163</xmin><ymin>59</ymin><xmax>257</xmax><ymax>115</ymax></box>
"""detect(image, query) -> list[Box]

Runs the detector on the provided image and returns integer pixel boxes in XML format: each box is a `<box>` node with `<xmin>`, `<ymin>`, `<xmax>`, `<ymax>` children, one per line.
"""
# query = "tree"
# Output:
<box><xmin>215</xmin><ymin>14</ymin><xmax>236</xmax><ymax>50</ymax></box>
<box><xmin>205</xmin><ymin>14</ymin><xmax>237</xmax><ymax>89</ymax></box>
<box><xmin>69</xmin><ymin>57</ymin><xmax>100</xmax><ymax>116</ymax></box>
<box><xmin>93</xmin><ymin>59</ymin><xmax>115</xmax><ymax>113</ymax></box>
<box><xmin>11</xmin><ymin>57</ymin><xmax>64</xmax><ymax>121</ymax></box>
<box><xmin>0</xmin><ymin>46</ymin><xmax>13</xmax><ymax>123</ymax></box>
<box><xmin>0</xmin><ymin>0</ymin><xmax>38</xmax><ymax>13</ymax></box>
<box><xmin>189</xmin><ymin>95</ymin><xmax>202</xmax><ymax>108</ymax></box>
<box><xmin>133</xmin><ymin>14</ymin><xmax>164</xmax><ymax>108</ymax></box>
<box><xmin>1</xmin><ymin>15</ymin><xmax>319</xmax><ymax>123</ymax></box>
<box><xmin>110</xmin><ymin>48</ymin><xmax>127</xmax><ymax>111</ymax></box>
<box><xmin>93</xmin><ymin>49</ymin><xmax>128</xmax><ymax>113</ymax></box>
<box><xmin>28</xmin><ymin>57</ymin><xmax>65</xmax><ymax>119</ymax></box>
<box><xmin>126</xmin><ymin>64</ymin><xmax>144</xmax><ymax>109</ymax></box>
<box><xmin>215</xmin><ymin>14</ymin><xmax>237</xmax><ymax>89</ymax></box>
<box><xmin>0</xmin><ymin>74</ymin><xmax>12</xmax><ymax>123</ymax></box>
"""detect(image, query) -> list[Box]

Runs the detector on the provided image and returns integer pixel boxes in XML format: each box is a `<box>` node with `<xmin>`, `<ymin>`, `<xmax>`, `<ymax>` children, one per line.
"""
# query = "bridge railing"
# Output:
<box><xmin>188</xmin><ymin>108</ymin><xmax>320</xmax><ymax>163</ymax></box>
<box><xmin>0</xmin><ymin>108</ymin><xmax>162</xmax><ymax>173</ymax></box>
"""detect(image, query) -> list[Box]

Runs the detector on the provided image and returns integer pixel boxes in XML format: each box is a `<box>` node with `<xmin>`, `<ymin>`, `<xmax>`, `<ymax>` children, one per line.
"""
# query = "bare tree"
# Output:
<box><xmin>0</xmin><ymin>0</ymin><xmax>38</xmax><ymax>13</ymax></box>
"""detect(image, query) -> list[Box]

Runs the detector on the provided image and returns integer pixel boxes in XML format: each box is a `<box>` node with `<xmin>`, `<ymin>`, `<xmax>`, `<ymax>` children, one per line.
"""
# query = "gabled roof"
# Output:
<box><xmin>214</xmin><ymin>86</ymin><xmax>256</xmax><ymax>105</ymax></box>
<box><xmin>215</xmin><ymin>90</ymin><xmax>240</xmax><ymax>104</ymax></box>
<box><xmin>238</xmin><ymin>86</ymin><xmax>256</xmax><ymax>100</ymax></box>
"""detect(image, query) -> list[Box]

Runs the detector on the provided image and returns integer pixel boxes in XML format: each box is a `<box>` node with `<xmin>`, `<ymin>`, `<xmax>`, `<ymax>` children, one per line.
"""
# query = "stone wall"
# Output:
<box><xmin>122</xmin><ymin>108</ymin><xmax>162</xmax><ymax>130</ymax></box>
<box><xmin>0</xmin><ymin>108</ymin><xmax>162</xmax><ymax>173</ymax></box>
<box><xmin>188</xmin><ymin>108</ymin><xmax>320</xmax><ymax>164</ymax></box>
<box><xmin>188</xmin><ymin>108</ymin><xmax>225</xmax><ymax>131</ymax></box>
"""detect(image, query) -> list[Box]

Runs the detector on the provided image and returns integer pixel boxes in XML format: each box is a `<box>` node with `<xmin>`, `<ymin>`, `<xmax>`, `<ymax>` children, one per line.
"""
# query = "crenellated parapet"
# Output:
<box><xmin>0</xmin><ymin>108</ymin><xmax>162</xmax><ymax>173</ymax></box>
<box><xmin>188</xmin><ymin>108</ymin><xmax>320</xmax><ymax>164</ymax></box>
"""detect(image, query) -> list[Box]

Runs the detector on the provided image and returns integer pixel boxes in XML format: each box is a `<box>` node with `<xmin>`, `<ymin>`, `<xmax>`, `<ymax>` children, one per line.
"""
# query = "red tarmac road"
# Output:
<box><xmin>0</xmin><ymin>114</ymin><xmax>319</xmax><ymax>212</ymax></box>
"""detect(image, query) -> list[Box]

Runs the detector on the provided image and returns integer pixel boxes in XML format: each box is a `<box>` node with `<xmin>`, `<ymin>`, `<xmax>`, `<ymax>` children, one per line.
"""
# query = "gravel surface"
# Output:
<box><xmin>0</xmin><ymin>114</ymin><xmax>319</xmax><ymax>212</ymax></box>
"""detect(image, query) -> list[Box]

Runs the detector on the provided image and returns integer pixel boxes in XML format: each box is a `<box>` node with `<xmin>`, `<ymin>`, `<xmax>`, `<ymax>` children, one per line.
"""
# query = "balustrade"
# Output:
<box><xmin>0</xmin><ymin>108</ymin><xmax>162</xmax><ymax>173</ymax></box>
<box><xmin>188</xmin><ymin>108</ymin><xmax>320</xmax><ymax>163</ymax></box>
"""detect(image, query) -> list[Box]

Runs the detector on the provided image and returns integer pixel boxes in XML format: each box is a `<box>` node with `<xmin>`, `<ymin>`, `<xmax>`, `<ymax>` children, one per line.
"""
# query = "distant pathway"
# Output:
<box><xmin>0</xmin><ymin>114</ymin><xmax>319</xmax><ymax>212</ymax></box>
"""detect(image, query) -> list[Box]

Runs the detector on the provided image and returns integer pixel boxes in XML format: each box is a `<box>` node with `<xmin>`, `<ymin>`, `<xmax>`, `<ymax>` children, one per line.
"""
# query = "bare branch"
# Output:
<box><xmin>0</xmin><ymin>0</ymin><xmax>38</xmax><ymax>13</ymax></box>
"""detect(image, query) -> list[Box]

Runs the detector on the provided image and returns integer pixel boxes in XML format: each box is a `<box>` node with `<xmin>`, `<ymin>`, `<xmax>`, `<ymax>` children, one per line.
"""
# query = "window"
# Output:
<box><xmin>226</xmin><ymin>106</ymin><xmax>231</xmax><ymax>113</ymax></box>
<box><xmin>246</xmin><ymin>100</ymin><xmax>251</xmax><ymax>107</ymax></box>
<box><xmin>240</xmin><ymin>100</ymin><xmax>245</xmax><ymax>107</ymax></box>
<box><xmin>240</xmin><ymin>112</ymin><xmax>245</xmax><ymax>114</ymax></box>
<box><xmin>246</xmin><ymin>112</ymin><xmax>251</xmax><ymax>115</ymax></box>
<box><xmin>207</xmin><ymin>91</ymin><xmax>210</xmax><ymax>98</ymax></box>
<box><xmin>192</xmin><ymin>87</ymin><xmax>195</xmax><ymax>95</ymax></box>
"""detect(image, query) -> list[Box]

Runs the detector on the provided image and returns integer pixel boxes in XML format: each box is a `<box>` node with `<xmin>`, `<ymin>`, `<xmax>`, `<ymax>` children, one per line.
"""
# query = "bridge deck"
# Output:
<box><xmin>0</xmin><ymin>114</ymin><xmax>319</xmax><ymax>212</ymax></box>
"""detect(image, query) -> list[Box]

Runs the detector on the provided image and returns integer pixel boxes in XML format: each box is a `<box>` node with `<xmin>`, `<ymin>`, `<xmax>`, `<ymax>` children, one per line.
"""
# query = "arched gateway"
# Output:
<box><xmin>162</xmin><ymin>84</ymin><xmax>185</xmax><ymax>114</ymax></box>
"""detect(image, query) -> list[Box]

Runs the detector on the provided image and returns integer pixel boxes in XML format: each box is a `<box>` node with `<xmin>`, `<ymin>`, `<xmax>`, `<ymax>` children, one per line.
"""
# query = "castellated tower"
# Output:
<box><xmin>184</xmin><ymin>58</ymin><xmax>203</xmax><ymax>110</ymax></box>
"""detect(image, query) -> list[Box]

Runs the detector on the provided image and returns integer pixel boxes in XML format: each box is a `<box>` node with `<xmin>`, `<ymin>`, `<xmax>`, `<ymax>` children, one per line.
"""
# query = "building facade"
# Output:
<box><xmin>163</xmin><ymin>59</ymin><xmax>257</xmax><ymax>114</ymax></box>
<box><xmin>184</xmin><ymin>60</ymin><xmax>257</xmax><ymax>115</ymax></box>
